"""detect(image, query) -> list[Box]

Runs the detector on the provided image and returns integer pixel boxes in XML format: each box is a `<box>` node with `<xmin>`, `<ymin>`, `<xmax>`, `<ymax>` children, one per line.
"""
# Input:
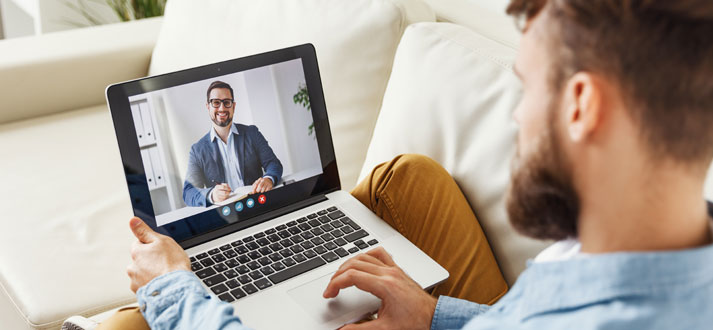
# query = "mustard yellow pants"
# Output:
<box><xmin>97</xmin><ymin>154</ymin><xmax>507</xmax><ymax>329</ymax></box>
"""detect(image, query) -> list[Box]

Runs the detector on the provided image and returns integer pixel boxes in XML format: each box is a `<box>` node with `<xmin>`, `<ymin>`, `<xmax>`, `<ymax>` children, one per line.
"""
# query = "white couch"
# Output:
<box><xmin>3</xmin><ymin>0</ymin><xmax>712</xmax><ymax>329</ymax></box>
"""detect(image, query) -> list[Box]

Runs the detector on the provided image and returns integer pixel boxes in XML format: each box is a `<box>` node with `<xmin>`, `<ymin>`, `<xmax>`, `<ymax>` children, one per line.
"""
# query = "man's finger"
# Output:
<box><xmin>332</xmin><ymin>254</ymin><xmax>387</xmax><ymax>280</ymax></box>
<box><xmin>323</xmin><ymin>269</ymin><xmax>385</xmax><ymax>299</ymax></box>
<box><xmin>366</xmin><ymin>247</ymin><xmax>396</xmax><ymax>267</ymax></box>
<box><xmin>130</xmin><ymin>217</ymin><xmax>157</xmax><ymax>244</ymax></box>
<box><xmin>340</xmin><ymin>321</ymin><xmax>379</xmax><ymax>330</ymax></box>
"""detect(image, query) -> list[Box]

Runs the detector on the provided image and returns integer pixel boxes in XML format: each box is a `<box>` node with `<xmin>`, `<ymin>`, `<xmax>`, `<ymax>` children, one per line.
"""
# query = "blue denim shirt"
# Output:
<box><xmin>139</xmin><ymin>224</ymin><xmax>713</xmax><ymax>329</ymax></box>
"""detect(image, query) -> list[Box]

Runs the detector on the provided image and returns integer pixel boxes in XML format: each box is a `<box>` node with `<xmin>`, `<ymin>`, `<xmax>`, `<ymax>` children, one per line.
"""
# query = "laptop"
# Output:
<box><xmin>106</xmin><ymin>43</ymin><xmax>448</xmax><ymax>329</ymax></box>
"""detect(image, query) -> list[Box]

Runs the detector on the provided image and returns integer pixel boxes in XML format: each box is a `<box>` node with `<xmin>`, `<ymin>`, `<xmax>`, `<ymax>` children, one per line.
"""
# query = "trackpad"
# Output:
<box><xmin>287</xmin><ymin>272</ymin><xmax>381</xmax><ymax>323</ymax></box>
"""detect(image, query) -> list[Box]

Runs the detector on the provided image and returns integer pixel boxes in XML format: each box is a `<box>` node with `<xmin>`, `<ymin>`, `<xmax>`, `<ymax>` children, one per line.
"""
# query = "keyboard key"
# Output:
<box><xmin>288</xmin><ymin>227</ymin><xmax>301</xmax><ymax>235</ymax></box>
<box><xmin>301</xmin><ymin>241</ymin><xmax>315</xmax><ymax>249</ymax></box>
<box><xmin>291</xmin><ymin>235</ymin><xmax>305</xmax><ymax>243</ymax></box>
<box><xmin>257</xmin><ymin>238</ymin><xmax>270</xmax><ymax>247</ymax></box>
<box><xmin>287</xmin><ymin>220</ymin><xmax>298</xmax><ymax>227</ymax></box>
<box><xmin>219</xmin><ymin>293</ymin><xmax>235</xmax><ymax>302</ymax></box>
<box><xmin>311</xmin><ymin>237</ymin><xmax>325</xmax><ymax>246</ymax></box>
<box><xmin>322</xmin><ymin>252</ymin><xmax>339</xmax><ymax>263</ymax></box>
<box><xmin>301</xmin><ymin>232</ymin><xmax>315</xmax><ymax>240</ymax></box>
<box><xmin>321</xmin><ymin>233</ymin><xmax>335</xmax><ymax>242</ymax></box>
<box><xmin>320</xmin><ymin>224</ymin><xmax>334</xmax><ymax>232</ymax></box>
<box><xmin>276</xmin><ymin>224</ymin><xmax>287</xmax><ymax>231</ymax></box>
<box><xmin>269</xmin><ymin>243</ymin><xmax>283</xmax><ymax>252</ymax></box>
<box><xmin>318</xmin><ymin>216</ymin><xmax>331</xmax><ymax>224</ymax></box>
<box><xmin>224</xmin><ymin>269</ymin><xmax>239</xmax><ymax>279</ymax></box>
<box><xmin>212</xmin><ymin>254</ymin><xmax>226</xmax><ymax>263</ymax></box>
<box><xmin>243</xmin><ymin>284</ymin><xmax>258</xmax><ymax>295</ymax></box>
<box><xmin>298</xmin><ymin>223</ymin><xmax>311</xmax><ymax>231</ymax></box>
<box><xmin>259</xmin><ymin>247</ymin><xmax>272</xmax><ymax>256</ymax></box>
<box><xmin>343</xmin><ymin>217</ymin><xmax>361</xmax><ymax>230</ymax></box>
<box><xmin>344</xmin><ymin>230</ymin><xmax>369</xmax><ymax>243</ymax></box>
<box><xmin>196</xmin><ymin>252</ymin><xmax>209</xmax><ymax>259</ymax></box>
<box><xmin>190</xmin><ymin>256</ymin><xmax>197</xmax><ymax>262</ymax></box>
<box><xmin>214</xmin><ymin>263</ymin><xmax>228</xmax><ymax>272</ymax></box>
<box><xmin>204</xmin><ymin>274</ymin><xmax>227</xmax><ymax>287</ymax></box>
<box><xmin>272</xmin><ymin>261</ymin><xmax>286</xmax><ymax>271</ymax></box>
<box><xmin>224</xmin><ymin>249</ymin><xmax>238</xmax><ymax>259</ymax></box>
<box><xmin>334</xmin><ymin>238</ymin><xmax>347</xmax><ymax>246</ymax></box>
<box><xmin>297</xmin><ymin>217</ymin><xmax>308</xmax><ymax>223</ymax></box>
<box><xmin>327</xmin><ymin>206</ymin><xmax>338</xmax><ymax>212</ymax></box>
<box><xmin>335</xmin><ymin>248</ymin><xmax>349</xmax><ymax>258</ymax></box>
<box><xmin>246</xmin><ymin>242</ymin><xmax>260</xmax><ymax>251</ymax></box>
<box><xmin>354</xmin><ymin>239</ymin><xmax>365</xmax><ymax>246</ymax></box>
<box><xmin>290</xmin><ymin>245</ymin><xmax>304</xmax><ymax>253</ymax></box>
<box><xmin>237</xmin><ymin>255</ymin><xmax>251</xmax><ymax>264</ymax></box>
<box><xmin>280</xmin><ymin>239</ymin><xmax>294</xmax><ymax>248</ymax></box>
<box><xmin>255</xmin><ymin>232</ymin><xmax>266</xmax><ymax>238</ymax></box>
<box><xmin>368</xmin><ymin>239</ymin><xmax>379</xmax><ymax>246</ymax></box>
<box><xmin>238</xmin><ymin>275</ymin><xmax>251</xmax><ymax>284</ymax></box>
<box><xmin>255</xmin><ymin>278</ymin><xmax>272</xmax><ymax>290</ymax></box>
<box><xmin>230</xmin><ymin>288</ymin><xmax>246</xmax><ymax>300</ymax></box>
<box><xmin>220</xmin><ymin>244</ymin><xmax>232</xmax><ymax>251</ymax></box>
<box><xmin>247</xmin><ymin>261</ymin><xmax>261</xmax><ymax>270</ymax></box>
<box><xmin>308</xmin><ymin>219</ymin><xmax>321</xmax><ymax>227</ymax></box>
<box><xmin>225</xmin><ymin>279</ymin><xmax>240</xmax><ymax>289</ymax></box>
<box><xmin>196</xmin><ymin>268</ymin><xmax>216</xmax><ymax>279</ymax></box>
<box><xmin>268</xmin><ymin>234</ymin><xmax>281</xmax><ymax>243</ymax></box>
<box><xmin>293</xmin><ymin>253</ymin><xmax>307</xmax><ymax>263</ymax></box>
<box><xmin>243</xmin><ymin>236</ymin><xmax>255</xmax><ymax>242</ymax></box>
<box><xmin>331</xmin><ymin>220</ymin><xmax>345</xmax><ymax>228</ymax></box>
<box><xmin>200</xmin><ymin>258</ymin><xmax>215</xmax><ymax>267</ymax></box>
<box><xmin>327</xmin><ymin>210</ymin><xmax>345</xmax><ymax>220</ymax></box>
<box><xmin>317</xmin><ymin>210</ymin><xmax>328</xmax><ymax>216</ymax></box>
<box><xmin>258</xmin><ymin>257</ymin><xmax>272</xmax><ymax>266</ymax></box>
<box><xmin>358</xmin><ymin>243</ymin><xmax>369</xmax><ymax>250</ymax></box>
<box><xmin>268</xmin><ymin>257</ymin><xmax>326</xmax><ymax>284</ymax></box>
<box><xmin>231</xmin><ymin>240</ymin><xmax>243</xmax><ymax>247</ymax></box>
<box><xmin>208</xmin><ymin>248</ymin><xmax>221</xmax><ymax>255</ymax></box>
<box><xmin>261</xmin><ymin>266</ymin><xmax>275</xmax><ymax>275</ymax></box>
<box><xmin>304</xmin><ymin>250</ymin><xmax>318</xmax><ymax>259</ymax></box>
<box><xmin>314</xmin><ymin>246</ymin><xmax>328</xmax><ymax>254</ymax></box>
<box><xmin>235</xmin><ymin>245</ymin><xmax>249</xmax><ymax>254</ymax></box>
<box><xmin>342</xmin><ymin>226</ymin><xmax>355</xmax><ymax>234</ymax></box>
<box><xmin>211</xmin><ymin>284</ymin><xmax>229</xmax><ymax>295</ymax></box>
<box><xmin>331</xmin><ymin>229</ymin><xmax>344</xmax><ymax>238</ymax></box>
<box><xmin>225</xmin><ymin>259</ymin><xmax>240</xmax><ymax>268</ymax></box>
<box><xmin>348</xmin><ymin>247</ymin><xmax>359</xmax><ymax>254</ymax></box>
<box><xmin>324</xmin><ymin>242</ymin><xmax>338</xmax><ymax>250</ymax></box>
<box><xmin>283</xmin><ymin>258</ymin><xmax>296</xmax><ymax>267</ymax></box>
<box><xmin>236</xmin><ymin>265</ymin><xmax>250</xmax><ymax>275</ymax></box>
<box><xmin>249</xmin><ymin>271</ymin><xmax>263</xmax><ymax>280</ymax></box>
<box><xmin>307</xmin><ymin>213</ymin><xmax>318</xmax><ymax>219</ymax></box>
<box><xmin>280</xmin><ymin>249</ymin><xmax>294</xmax><ymax>258</ymax></box>
<box><xmin>265</xmin><ymin>228</ymin><xmax>277</xmax><ymax>234</ymax></box>
<box><xmin>248</xmin><ymin>251</ymin><xmax>261</xmax><ymax>260</ymax></box>
<box><xmin>191</xmin><ymin>262</ymin><xmax>203</xmax><ymax>271</ymax></box>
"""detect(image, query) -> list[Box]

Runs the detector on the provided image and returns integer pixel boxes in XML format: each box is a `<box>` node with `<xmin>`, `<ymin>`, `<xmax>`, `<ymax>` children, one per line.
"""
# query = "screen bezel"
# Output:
<box><xmin>106</xmin><ymin>44</ymin><xmax>340</xmax><ymax>248</ymax></box>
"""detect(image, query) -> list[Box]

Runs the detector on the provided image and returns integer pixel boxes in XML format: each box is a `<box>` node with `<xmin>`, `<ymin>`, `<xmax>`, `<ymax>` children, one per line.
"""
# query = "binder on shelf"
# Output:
<box><xmin>131</xmin><ymin>103</ymin><xmax>146</xmax><ymax>145</ymax></box>
<box><xmin>148</xmin><ymin>146</ymin><xmax>166</xmax><ymax>188</ymax></box>
<box><xmin>138</xmin><ymin>101</ymin><xmax>156</xmax><ymax>145</ymax></box>
<box><xmin>141</xmin><ymin>149</ymin><xmax>157</xmax><ymax>188</ymax></box>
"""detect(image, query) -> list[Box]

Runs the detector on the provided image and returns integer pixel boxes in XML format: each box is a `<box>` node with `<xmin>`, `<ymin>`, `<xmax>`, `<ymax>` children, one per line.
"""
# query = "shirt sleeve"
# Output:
<box><xmin>262</xmin><ymin>175</ymin><xmax>275</xmax><ymax>184</ymax></box>
<box><xmin>431</xmin><ymin>296</ymin><xmax>490</xmax><ymax>330</ymax></box>
<box><xmin>137</xmin><ymin>270</ymin><xmax>251</xmax><ymax>330</ymax></box>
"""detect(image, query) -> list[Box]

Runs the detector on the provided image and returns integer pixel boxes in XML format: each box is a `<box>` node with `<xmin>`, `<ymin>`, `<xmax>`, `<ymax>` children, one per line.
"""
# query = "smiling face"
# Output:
<box><xmin>206</xmin><ymin>88</ymin><xmax>235</xmax><ymax>127</ymax></box>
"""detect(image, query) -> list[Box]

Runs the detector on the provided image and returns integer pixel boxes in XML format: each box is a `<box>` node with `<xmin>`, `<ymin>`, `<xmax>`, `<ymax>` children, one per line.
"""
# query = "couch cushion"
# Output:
<box><xmin>359</xmin><ymin>22</ymin><xmax>550</xmax><ymax>285</ymax></box>
<box><xmin>0</xmin><ymin>105</ymin><xmax>136</xmax><ymax>328</ymax></box>
<box><xmin>149</xmin><ymin>0</ymin><xmax>435</xmax><ymax>190</ymax></box>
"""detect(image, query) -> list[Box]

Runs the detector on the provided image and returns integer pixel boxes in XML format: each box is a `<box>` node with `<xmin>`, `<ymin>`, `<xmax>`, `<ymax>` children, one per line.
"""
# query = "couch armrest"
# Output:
<box><xmin>0</xmin><ymin>17</ymin><xmax>162</xmax><ymax>125</ymax></box>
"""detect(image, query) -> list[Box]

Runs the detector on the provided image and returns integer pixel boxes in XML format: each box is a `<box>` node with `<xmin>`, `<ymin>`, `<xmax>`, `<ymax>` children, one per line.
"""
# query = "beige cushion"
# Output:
<box><xmin>359</xmin><ymin>22</ymin><xmax>550</xmax><ymax>285</ymax></box>
<box><xmin>0</xmin><ymin>105</ymin><xmax>136</xmax><ymax>329</ymax></box>
<box><xmin>149</xmin><ymin>0</ymin><xmax>435</xmax><ymax>190</ymax></box>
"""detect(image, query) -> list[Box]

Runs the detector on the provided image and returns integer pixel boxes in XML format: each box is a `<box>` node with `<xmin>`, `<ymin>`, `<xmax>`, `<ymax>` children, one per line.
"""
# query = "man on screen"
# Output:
<box><xmin>183</xmin><ymin>80</ymin><xmax>283</xmax><ymax>207</ymax></box>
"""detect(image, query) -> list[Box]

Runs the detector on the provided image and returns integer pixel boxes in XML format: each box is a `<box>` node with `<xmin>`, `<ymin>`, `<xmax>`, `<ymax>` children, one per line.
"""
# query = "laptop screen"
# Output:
<box><xmin>107</xmin><ymin>44</ymin><xmax>340</xmax><ymax>248</ymax></box>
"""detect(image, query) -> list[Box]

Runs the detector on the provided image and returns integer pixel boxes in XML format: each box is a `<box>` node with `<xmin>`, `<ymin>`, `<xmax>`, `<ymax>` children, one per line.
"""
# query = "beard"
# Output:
<box><xmin>506</xmin><ymin>109</ymin><xmax>581</xmax><ymax>241</ymax></box>
<box><xmin>212</xmin><ymin>111</ymin><xmax>233</xmax><ymax>127</ymax></box>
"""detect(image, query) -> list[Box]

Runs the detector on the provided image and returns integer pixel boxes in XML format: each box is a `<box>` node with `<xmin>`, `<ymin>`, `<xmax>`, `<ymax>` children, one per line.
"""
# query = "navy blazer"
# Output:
<box><xmin>182</xmin><ymin>124</ymin><xmax>283</xmax><ymax>207</ymax></box>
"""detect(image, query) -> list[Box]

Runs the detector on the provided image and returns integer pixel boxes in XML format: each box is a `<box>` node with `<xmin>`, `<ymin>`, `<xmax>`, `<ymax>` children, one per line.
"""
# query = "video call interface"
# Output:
<box><xmin>127</xmin><ymin>58</ymin><xmax>324</xmax><ymax>231</ymax></box>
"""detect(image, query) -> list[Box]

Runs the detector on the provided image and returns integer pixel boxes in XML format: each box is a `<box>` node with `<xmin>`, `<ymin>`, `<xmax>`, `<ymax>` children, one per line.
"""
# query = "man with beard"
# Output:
<box><xmin>182</xmin><ymin>81</ymin><xmax>283</xmax><ymax>207</ymax></box>
<box><xmin>72</xmin><ymin>0</ymin><xmax>713</xmax><ymax>329</ymax></box>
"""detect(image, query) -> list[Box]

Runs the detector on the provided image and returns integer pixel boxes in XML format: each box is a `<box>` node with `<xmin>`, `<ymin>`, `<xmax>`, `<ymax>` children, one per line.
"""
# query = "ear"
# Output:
<box><xmin>563</xmin><ymin>72</ymin><xmax>603</xmax><ymax>143</ymax></box>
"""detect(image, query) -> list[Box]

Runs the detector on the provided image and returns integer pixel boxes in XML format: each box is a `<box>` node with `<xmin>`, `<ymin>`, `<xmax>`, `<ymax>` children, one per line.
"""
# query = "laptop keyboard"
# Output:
<box><xmin>188</xmin><ymin>206</ymin><xmax>379</xmax><ymax>302</ymax></box>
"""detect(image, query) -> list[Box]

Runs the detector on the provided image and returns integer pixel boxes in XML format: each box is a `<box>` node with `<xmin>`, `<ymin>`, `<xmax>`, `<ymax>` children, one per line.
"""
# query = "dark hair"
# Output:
<box><xmin>206</xmin><ymin>81</ymin><xmax>234</xmax><ymax>101</ymax></box>
<box><xmin>507</xmin><ymin>0</ymin><xmax>713</xmax><ymax>164</ymax></box>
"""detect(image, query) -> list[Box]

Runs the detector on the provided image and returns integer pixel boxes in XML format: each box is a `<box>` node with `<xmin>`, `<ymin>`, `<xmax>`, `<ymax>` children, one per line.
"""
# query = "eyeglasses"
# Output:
<box><xmin>209</xmin><ymin>98</ymin><xmax>234</xmax><ymax>108</ymax></box>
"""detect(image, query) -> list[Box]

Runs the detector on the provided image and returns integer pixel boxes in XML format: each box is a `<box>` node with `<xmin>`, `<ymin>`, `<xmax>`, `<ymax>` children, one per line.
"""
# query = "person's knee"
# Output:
<box><xmin>391</xmin><ymin>154</ymin><xmax>449</xmax><ymax>178</ymax></box>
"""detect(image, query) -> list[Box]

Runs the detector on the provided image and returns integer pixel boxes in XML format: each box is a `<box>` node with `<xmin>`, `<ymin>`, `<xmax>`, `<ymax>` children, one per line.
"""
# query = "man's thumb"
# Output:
<box><xmin>130</xmin><ymin>217</ymin><xmax>156</xmax><ymax>243</ymax></box>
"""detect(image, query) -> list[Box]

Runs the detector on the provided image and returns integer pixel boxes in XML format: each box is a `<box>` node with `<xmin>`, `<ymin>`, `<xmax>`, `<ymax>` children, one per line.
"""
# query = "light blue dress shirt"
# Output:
<box><xmin>137</xmin><ymin>221</ymin><xmax>713</xmax><ymax>329</ymax></box>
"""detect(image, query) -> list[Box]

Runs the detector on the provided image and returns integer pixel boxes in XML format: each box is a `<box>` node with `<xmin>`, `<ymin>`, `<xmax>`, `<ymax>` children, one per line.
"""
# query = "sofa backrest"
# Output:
<box><xmin>148</xmin><ymin>0</ymin><xmax>435</xmax><ymax>190</ymax></box>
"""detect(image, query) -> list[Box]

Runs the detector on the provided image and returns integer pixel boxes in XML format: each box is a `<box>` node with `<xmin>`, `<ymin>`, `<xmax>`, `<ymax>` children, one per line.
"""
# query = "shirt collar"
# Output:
<box><xmin>210</xmin><ymin>123</ymin><xmax>239</xmax><ymax>142</ymax></box>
